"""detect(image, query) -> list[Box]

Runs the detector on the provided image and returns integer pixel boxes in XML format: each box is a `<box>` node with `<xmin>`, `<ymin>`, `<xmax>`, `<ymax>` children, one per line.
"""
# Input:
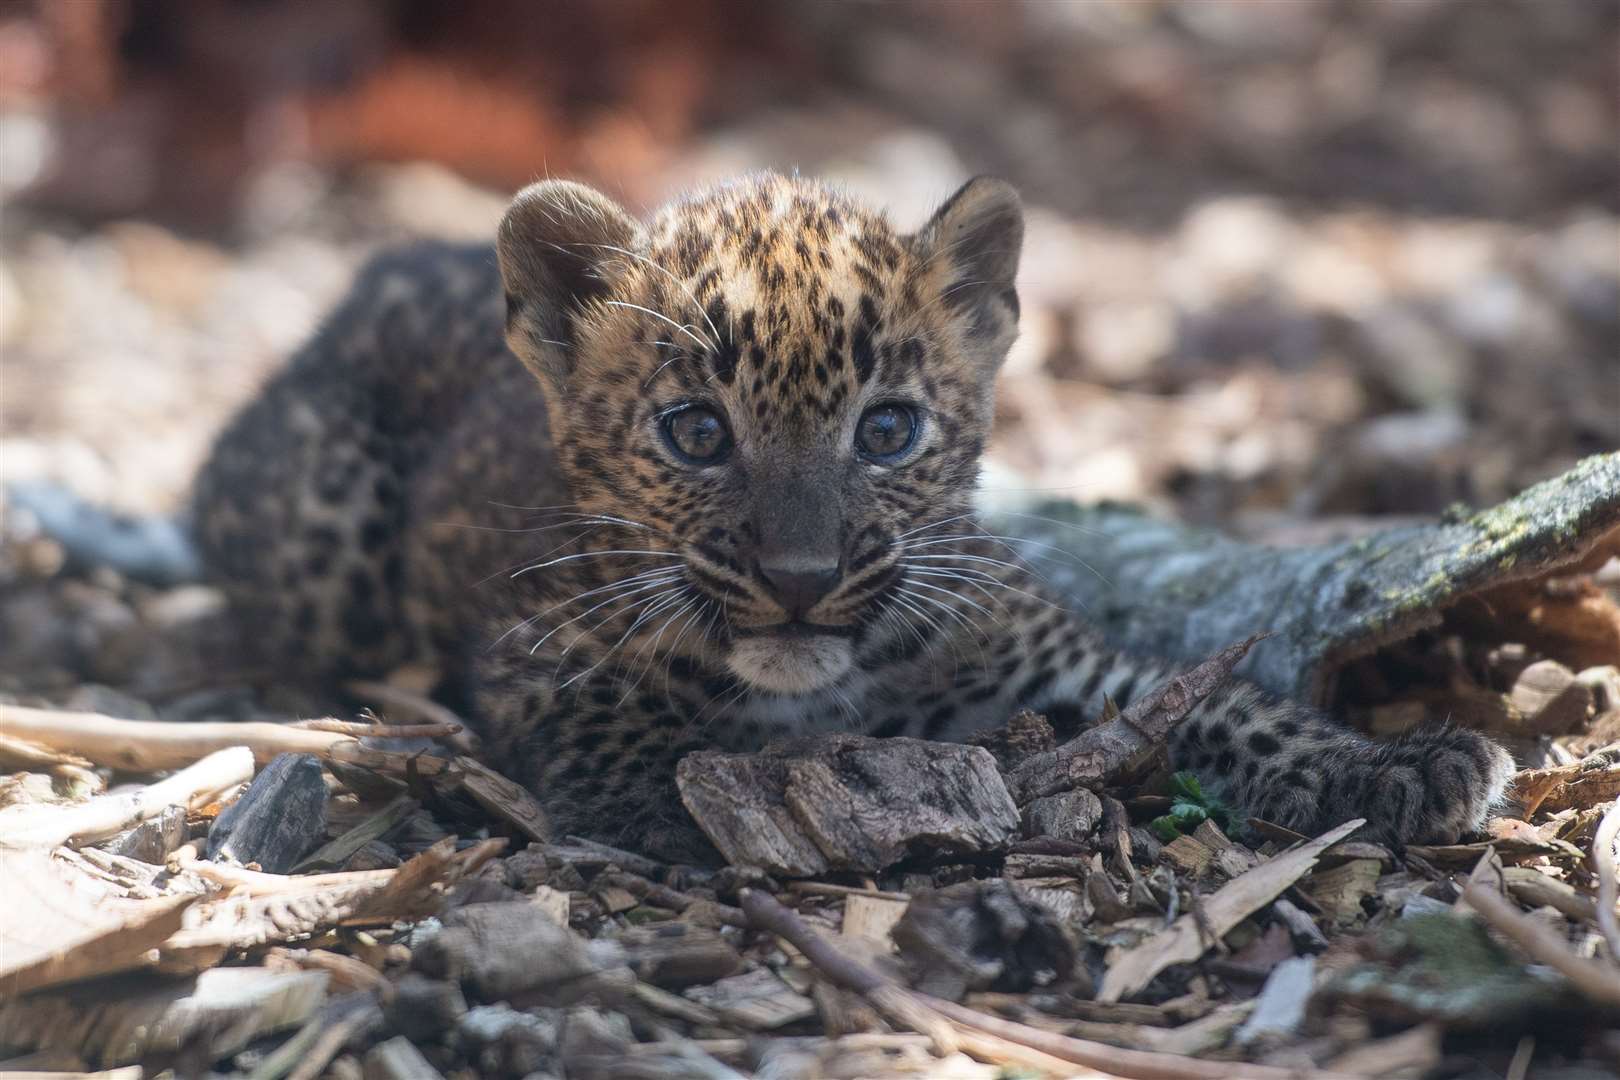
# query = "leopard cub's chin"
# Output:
<box><xmin>726</xmin><ymin>635</ymin><xmax>854</xmax><ymax>695</ymax></box>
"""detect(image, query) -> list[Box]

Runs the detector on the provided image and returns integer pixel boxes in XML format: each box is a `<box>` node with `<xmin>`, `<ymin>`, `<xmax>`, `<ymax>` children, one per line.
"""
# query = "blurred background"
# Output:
<box><xmin>1</xmin><ymin>0</ymin><xmax>1616</xmax><ymax>536</ymax></box>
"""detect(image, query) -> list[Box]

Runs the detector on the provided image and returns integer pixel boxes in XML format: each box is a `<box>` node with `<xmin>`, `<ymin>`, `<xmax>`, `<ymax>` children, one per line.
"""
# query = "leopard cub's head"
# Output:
<box><xmin>497</xmin><ymin>172</ymin><xmax>1022</xmax><ymax>695</ymax></box>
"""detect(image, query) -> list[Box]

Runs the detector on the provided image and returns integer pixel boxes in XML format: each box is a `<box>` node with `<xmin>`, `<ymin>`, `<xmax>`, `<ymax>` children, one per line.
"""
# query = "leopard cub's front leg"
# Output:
<box><xmin>1171</xmin><ymin>682</ymin><xmax>1516</xmax><ymax>845</ymax></box>
<box><xmin>480</xmin><ymin>673</ymin><xmax>724</xmax><ymax>865</ymax></box>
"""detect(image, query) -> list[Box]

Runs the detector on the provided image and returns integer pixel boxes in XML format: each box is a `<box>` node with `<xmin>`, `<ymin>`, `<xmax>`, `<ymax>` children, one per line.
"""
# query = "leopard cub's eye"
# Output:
<box><xmin>662</xmin><ymin>405</ymin><xmax>733</xmax><ymax>464</ymax></box>
<box><xmin>856</xmin><ymin>403</ymin><xmax>918</xmax><ymax>461</ymax></box>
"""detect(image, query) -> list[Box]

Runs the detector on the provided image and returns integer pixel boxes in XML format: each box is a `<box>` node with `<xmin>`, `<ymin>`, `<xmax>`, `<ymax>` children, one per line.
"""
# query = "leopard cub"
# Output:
<box><xmin>194</xmin><ymin>172</ymin><xmax>1514</xmax><ymax>860</ymax></box>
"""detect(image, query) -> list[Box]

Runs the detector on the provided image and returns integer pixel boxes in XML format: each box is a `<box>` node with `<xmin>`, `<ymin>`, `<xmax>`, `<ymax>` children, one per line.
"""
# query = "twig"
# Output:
<box><xmin>1505</xmin><ymin>1035</ymin><xmax>1535</xmax><ymax>1080</ymax></box>
<box><xmin>266</xmin><ymin>947</ymin><xmax>390</xmax><ymax>994</ymax></box>
<box><xmin>597</xmin><ymin>870</ymin><xmax>747</xmax><ymax>927</ymax></box>
<box><xmin>172</xmin><ymin>846</ymin><xmax>399</xmax><ymax>896</ymax></box>
<box><xmin>1594</xmin><ymin>800</ymin><xmax>1620</xmax><ymax>965</ymax></box>
<box><xmin>0</xmin><ymin>746</ymin><xmax>254</xmax><ymax>849</ymax></box>
<box><xmin>0</xmin><ymin>729</ymin><xmax>95</xmax><ymax>770</ymax></box>
<box><xmin>285</xmin><ymin>1005</ymin><xmax>374</xmax><ymax>1080</ymax></box>
<box><xmin>1463</xmin><ymin>882</ymin><xmax>1620</xmax><ymax>1008</ymax></box>
<box><xmin>0</xmin><ymin>702</ymin><xmax>451</xmax><ymax>774</ymax></box>
<box><xmin>556</xmin><ymin>834</ymin><xmax>669</xmax><ymax>878</ymax></box>
<box><xmin>289</xmin><ymin>718</ymin><xmax>461</xmax><ymax>739</ymax></box>
<box><xmin>739</xmin><ymin>888</ymin><xmax>1359</xmax><ymax>1080</ymax></box>
<box><xmin>788</xmin><ymin>880</ymin><xmax>912</xmax><ymax>902</ymax></box>
<box><xmin>344</xmin><ymin>678</ymin><xmax>479</xmax><ymax>753</ymax></box>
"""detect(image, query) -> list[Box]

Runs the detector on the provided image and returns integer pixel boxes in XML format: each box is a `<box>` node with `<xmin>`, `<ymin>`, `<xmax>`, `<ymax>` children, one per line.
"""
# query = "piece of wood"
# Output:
<box><xmin>1322</xmin><ymin>1023</ymin><xmax>1442</xmax><ymax>1078</ymax></box>
<box><xmin>593</xmin><ymin>870</ymin><xmax>746</xmax><ymax>927</ymax></box>
<box><xmin>1301</xmin><ymin>858</ymin><xmax>1382</xmax><ymax>925</ymax></box>
<box><xmin>0</xmin><ymin>703</ymin><xmax>452</xmax><ymax>775</ymax></box>
<box><xmin>1271</xmin><ymin>897</ymin><xmax>1328</xmax><ymax>950</ymax></box>
<box><xmin>1514</xmin><ymin>761</ymin><xmax>1620</xmax><ymax>817</ymax></box>
<box><xmin>364</xmin><ymin>1035</ymin><xmax>445</xmax><ymax>1080</ymax></box>
<box><xmin>383</xmin><ymin>973</ymin><xmax>468</xmax><ymax>1038</ymax></box>
<box><xmin>892</xmin><ymin>879</ymin><xmax>1079</xmax><ymax>999</ymax></box>
<box><xmin>100</xmin><ymin>804</ymin><xmax>188</xmax><ymax>864</ymax></box>
<box><xmin>162</xmin><ymin>838</ymin><xmax>500</xmax><ymax>962</ymax></box>
<box><xmin>615</xmin><ymin>924</ymin><xmax>744</xmax><ymax>991</ymax></box>
<box><xmin>1097</xmin><ymin>819</ymin><xmax>1362</xmax><ymax>1003</ymax></box>
<box><xmin>293</xmin><ymin>795</ymin><xmax>418</xmax><ymax>873</ymax></box>
<box><xmin>207</xmin><ymin>753</ymin><xmax>328</xmax><ymax>873</ymax></box>
<box><xmin>0</xmin><ymin>1071</ymin><xmax>143</xmax><ymax>1080</ymax></box>
<box><xmin>1509</xmin><ymin>659</ymin><xmax>1591</xmax><ymax>734</ymax></box>
<box><xmin>0</xmin><ymin>746</ymin><xmax>254</xmax><ymax>849</ymax></box>
<box><xmin>842</xmin><ymin>893</ymin><xmax>909</xmax><ymax>952</ymax></box>
<box><xmin>1500</xmin><ymin>867</ymin><xmax>1599</xmax><ymax>924</ymax></box>
<box><xmin>996</xmin><ymin>453</ymin><xmax>1620</xmax><ymax>707</ymax></box>
<box><xmin>1593</xmin><ymin>799</ymin><xmax>1620</xmax><ymax>963</ymax></box>
<box><xmin>439</xmin><ymin>756</ymin><xmax>550</xmax><ymax>842</ymax></box>
<box><xmin>530</xmin><ymin>884</ymin><xmax>571</xmax><ymax>926</ymax></box>
<box><xmin>0</xmin><ymin>967</ymin><xmax>329</xmax><ymax>1068</ymax></box>
<box><xmin>678</xmin><ymin>735</ymin><xmax>1020</xmax><ymax>875</ymax></box>
<box><xmin>682</xmin><ymin>968</ymin><xmax>817</xmax><ymax>1030</ymax></box>
<box><xmin>1161</xmin><ymin>836</ymin><xmax>1214</xmax><ymax>877</ymax></box>
<box><xmin>1234</xmin><ymin>957</ymin><xmax>1315</xmax><ymax>1045</ymax></box>
<box><xmin>1009</xmin><ymin>635</ymin><xmax>1267</xmax><ymax>803</ymax></box>
<box><xmin>0</xmin><ymin>850</ymin><xmax>200</xmax><ymax>995</ymax></box>
<box><xmin>1024</xmin><ymin>788</ymin><xmax>1105</xmax><ymax>841</ymax></box>
<box><xmin>1462</xmin><ymin>881</ymin><xmax>1620</xmax><ymax>1008</ymax></box>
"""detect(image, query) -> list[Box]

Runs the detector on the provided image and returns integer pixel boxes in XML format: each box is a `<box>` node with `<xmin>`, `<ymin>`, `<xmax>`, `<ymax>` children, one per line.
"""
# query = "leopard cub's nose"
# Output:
<box><xmin>759</xmin><ymin>562</ymin><xmax>840</xmax><ymax>619</ymax></box>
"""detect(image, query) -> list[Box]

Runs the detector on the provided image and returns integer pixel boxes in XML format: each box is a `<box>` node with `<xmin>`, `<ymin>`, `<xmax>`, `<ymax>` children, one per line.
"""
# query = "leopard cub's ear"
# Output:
<box><xmin>497</xmin><ymin>180</ymin><xmax>642</xmax><ymax>386</ymax></box>
<box><xmin>911</xmin><ymin>177</ymin><xmax>1024</xmax><ymax>376</ymax></box>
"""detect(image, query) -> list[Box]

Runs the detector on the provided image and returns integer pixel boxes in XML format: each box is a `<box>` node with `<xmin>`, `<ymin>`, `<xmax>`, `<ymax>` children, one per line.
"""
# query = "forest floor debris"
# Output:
<box><xmin>1</xmin><ymin>517</ymin><xmax>1617</xmax><ymax>1077</ymax></box>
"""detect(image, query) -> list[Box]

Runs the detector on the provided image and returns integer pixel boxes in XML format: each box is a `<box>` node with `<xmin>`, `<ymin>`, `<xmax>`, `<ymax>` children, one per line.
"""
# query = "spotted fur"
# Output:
<box><xmin>194</xmin><ymin>173</ymin><xmax>1513</xmax><ymax>860</ymax></box>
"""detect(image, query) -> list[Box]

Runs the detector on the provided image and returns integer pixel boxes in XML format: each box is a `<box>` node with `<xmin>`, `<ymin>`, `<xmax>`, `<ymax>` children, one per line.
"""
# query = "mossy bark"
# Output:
<box><xmin>991</xmin><ymin>452</ymin><xmax>1620</xmax><ymax>707</ymax></box>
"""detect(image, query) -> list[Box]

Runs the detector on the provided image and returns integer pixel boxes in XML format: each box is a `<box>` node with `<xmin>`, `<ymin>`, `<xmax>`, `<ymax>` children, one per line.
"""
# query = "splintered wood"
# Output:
<box><xmin>1007</xmin><ymin>634</ymin><xmax>1267</xmax><ymax>803</ymax></box>
<box><xmin>677</xmin><ymin>735</ymin><xmax>1020</xmax><ymax>874</ymax></box>
<box><xmin>1098</xmin><ymin>819</ymin><xmax>1363</xmax><ymax>1003</ymax></box>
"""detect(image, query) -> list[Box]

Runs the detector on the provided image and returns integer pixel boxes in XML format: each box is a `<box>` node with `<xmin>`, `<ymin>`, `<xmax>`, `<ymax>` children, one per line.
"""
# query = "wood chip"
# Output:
<box><xmin>0</xmin><ymin>966</ymin><xmax>329</xmax><ymax>1068</ymax></box>
<box><xmin>1097</xmin><ymin>819</ymin><xmax>1361</xmax><ymax>1003</ymax></box>
<box><xmin>1235</xmin><ymin>956</ymin><xmax>1315</xmax><ymax>1045</ymax></box>
<box><xmin>363</xmin><ymin>1034</ymin><xmax>446</xmax><ymax>1080</ymax></box>
<box><xmin>206</xmin><ymin>752</ymin><xmax>328</xmax><ymax>873</ymax></box>
<box><xmin>0</xmin><ymin>746</ymin><xmax>253</xmax><ymax>850</ymax></box>
<box><xmin>1514</xmin><ymin>762</ymin><xmax>1620</xmax><ymax>817</ymax></box>
<box><xmin>1301</xmin><ymin>858</ymin><xmax>1382</xmax><ymax>925</ymax></box>
<box><xmin>0</xmin><ymin>849</ymin><xmax>200</xmax><ymax>995</ymax></box>
<box><xmin>841</xmin><ymin>893</ymin><xmax>909</xmax><ymax>952</ymax></box>
<box><xmin>683</xmin><ymin>968</ymin><xmax>817</xmax><ymax>1030</ymax></box>
<box><xmin>293</xmin><ymin>794</ymin><xmax>418</xmax><ymax>873</ymax></box>
<box><xmin>1162</xmin><ymin>835</ymin><xmax>1215</xmax><ymax>876</ymax></box>
<box><xmin>678</xmin><ymin>735</ymin><xmax>1020</xmax><ymax>875</ymax></box>
<box><xmin>530</xmin><ymin>884</ymin><xmax>571</xmax><ymax>926</ymax></box>
<box><xmin>1509</xmin><ymin>659</ymin><xmax>1592</xmax><ymax>735</ymax></box>
<box><xmin>439</xmin><ymin>756</ymin><xmax>550</xmax><ymax>842</ymax></box>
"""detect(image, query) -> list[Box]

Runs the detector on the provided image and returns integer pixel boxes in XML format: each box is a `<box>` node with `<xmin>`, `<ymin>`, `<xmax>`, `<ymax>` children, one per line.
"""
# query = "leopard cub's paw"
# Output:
<box><xmin>1365</xmin><ymin>728</ymin><xmax>1516</xmax><ymax>846</ymax></box>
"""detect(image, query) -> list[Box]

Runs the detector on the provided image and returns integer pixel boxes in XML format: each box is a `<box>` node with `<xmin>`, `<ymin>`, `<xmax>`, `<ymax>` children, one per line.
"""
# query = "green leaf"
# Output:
<box><xmin>1150</xmin><ymin>815</ymin><xmax>1184</xmax><ymax>842</ymax></box>
<box><xmin>1170</xmin><ymin>771</ymin><xmax>1206</xmax><ymax>802</ymax></box>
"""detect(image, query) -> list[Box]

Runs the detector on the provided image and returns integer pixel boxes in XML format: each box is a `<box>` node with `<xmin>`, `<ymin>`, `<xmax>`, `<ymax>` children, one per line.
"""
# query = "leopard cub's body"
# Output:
<box><xmin>195</xmin><ymin>174</ymin><xmax>1512</xmax><ymax>859</ymax></box>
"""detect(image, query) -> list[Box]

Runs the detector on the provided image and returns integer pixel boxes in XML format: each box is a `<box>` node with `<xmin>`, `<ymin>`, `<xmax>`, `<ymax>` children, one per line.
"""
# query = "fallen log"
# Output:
<box><xmin>993</xmin><ymin>452</ymin><xmax>1620</xmax><ymax>707</ymax></box>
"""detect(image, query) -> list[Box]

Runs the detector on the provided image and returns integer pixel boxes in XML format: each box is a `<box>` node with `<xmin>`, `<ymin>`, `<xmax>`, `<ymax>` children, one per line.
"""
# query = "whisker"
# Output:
<box><xmin>603</xmin><ymin>300</ymin><xmax>713</xmax><ymax>354</ymax></box>
<box><xmin>490</xmin><ymin>566</ymin><xmax>684</xmax><ymax>651</ymax></box>
<box><xmin>584</xmin><ymin>242</ymin><xmax>723</xmax><ymax>351</ymax></box>
<box><xmin>510</xmin><ymin>548</ymin><xmax>683</xmax><ymax>580</ymax></box>
<box><xmin>561</xmin><ymin>588</ymin><xmax>690</xmax><ymax>691</ymax></box>
<box><xmin>522</xmin><ymin>574</ymin><xmax>685</xmax><ymax>656</ymax></box>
